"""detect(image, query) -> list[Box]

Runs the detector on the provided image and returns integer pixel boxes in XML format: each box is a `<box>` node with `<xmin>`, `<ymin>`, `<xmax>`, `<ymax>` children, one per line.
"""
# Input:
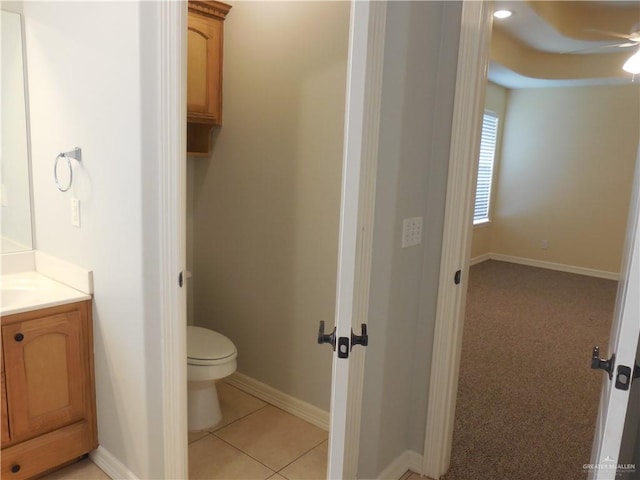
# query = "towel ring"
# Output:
<box><xmin>54</xmin><ymin>147</ymin><xmax>82</xmax><ymax>192</ymax></box>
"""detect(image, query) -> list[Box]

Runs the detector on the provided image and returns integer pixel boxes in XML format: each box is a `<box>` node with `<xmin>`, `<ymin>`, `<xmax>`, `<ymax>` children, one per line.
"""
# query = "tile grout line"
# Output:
<box><xmin>210</xmin><ymin>433</ymin><xmax>281</xmax><ymax>476</ymax></box>
<box><xmin>208</xmin><ymin>403</ymin><xmax>269</xmax><ymax>434</ymax></box>
<box><xmin>210</xmin><ymin>418</ymin><xmax>326</xmax><ymax>477</ymax></box>
<box><xmin>190</xmin><ymin>383</ymin><xmax>326</xmax><ymax>479</ymax></box>
<box><xmin>275</xmin><ymin>438</ymin><xmax>328</xmax><ymax>474</ymax></box>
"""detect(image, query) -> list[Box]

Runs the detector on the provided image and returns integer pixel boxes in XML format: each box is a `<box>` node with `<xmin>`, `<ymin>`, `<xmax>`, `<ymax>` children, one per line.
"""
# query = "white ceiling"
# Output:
<box><xmin>489</xmin><ymin>0</ymin><xmax>640</xmax><ymax>88</ymax></box>
<box><xmin>488</xmin><ymin>60</ymin><xmax>633</xmax><ymax>89</ymax></box>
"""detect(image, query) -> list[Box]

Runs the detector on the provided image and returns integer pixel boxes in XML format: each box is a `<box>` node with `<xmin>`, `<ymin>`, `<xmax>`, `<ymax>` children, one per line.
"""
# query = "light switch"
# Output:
<box><xmin>71</xmin><ymin>198</ymin><xmax>81</xmax><ymax>227</ymax></box>
<box><xmin>402</xmin><ymin>217</ymin><xmax>423</xmax><ymax>248</ymax></box>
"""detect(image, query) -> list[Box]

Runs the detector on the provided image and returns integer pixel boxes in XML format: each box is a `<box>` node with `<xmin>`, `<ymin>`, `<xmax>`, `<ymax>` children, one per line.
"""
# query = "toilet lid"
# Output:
<box><xmin>187</xmin><ymin>326</ymin><xmax>236</xmax><ymax>361</ymax></box>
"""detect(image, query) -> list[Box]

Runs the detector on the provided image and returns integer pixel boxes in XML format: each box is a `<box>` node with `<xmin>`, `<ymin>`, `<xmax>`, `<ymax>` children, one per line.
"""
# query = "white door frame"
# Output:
<box><xmin>158</xmin><ymin>1</ymin><xmax>188</xmax><ymax>479</ymax></box>
<box><xmin>422</xmin><ymin>1</ymin><xmax>493</xmax><ymax>477</ymax></box>
<box><xmin>328</xmin><ymin>1</ymin><xmax>386</xmax><ymax>478</ymax></box>
<box><xmin>343</xmin><ymin>1</ymin><xmax>387</xmax><ymax>477</ymax></box>
<box><xmin>156</xmin><ymin>2</ymin><xmax>386</xmax><ymax>479</ymax></box>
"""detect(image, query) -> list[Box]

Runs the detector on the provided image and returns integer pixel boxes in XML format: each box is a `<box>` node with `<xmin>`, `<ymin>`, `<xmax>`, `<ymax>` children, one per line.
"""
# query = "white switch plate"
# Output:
<box><xmin>541</xmin><ymin>239</ymin><xmax>548</xmax><ymax>250</ymax></box>
<box><xmin>402</xmin><ymin>216</ymin><xmax>423</xmax><ymax>248</ymax></box>
<box><xmin>71</xmin><ymin>198</ymin><xmax>81</xmax><ymax>227</ymax></box>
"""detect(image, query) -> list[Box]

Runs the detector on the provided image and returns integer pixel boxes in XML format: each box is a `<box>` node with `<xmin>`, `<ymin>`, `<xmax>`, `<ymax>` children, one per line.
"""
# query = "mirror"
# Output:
<box><xmin>1</xmin><ymin>9</ymin><xmax>34</xmax><ymax>254</ymax></box>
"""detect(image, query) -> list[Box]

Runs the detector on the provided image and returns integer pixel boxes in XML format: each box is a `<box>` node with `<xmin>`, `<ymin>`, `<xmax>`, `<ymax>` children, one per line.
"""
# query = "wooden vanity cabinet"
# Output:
<box><xmin>1</xmin><ymin>349</ymin><xmax>9</xmax><ymax>446</ymax></box>
<box><xmin>187</xmin><ymin>0</ymin><xmax>231</xmax><ymax>155</ymax></box>
<box><xmin>0</xmin><ymin>300</ymin><xmax>97</xmax><ymax>479</ymax></box>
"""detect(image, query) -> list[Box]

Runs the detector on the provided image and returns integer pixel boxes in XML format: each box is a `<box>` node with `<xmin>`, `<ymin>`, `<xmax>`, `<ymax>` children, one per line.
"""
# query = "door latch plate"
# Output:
<box><xmin>615</xmin><ymin>365</ymin><xmax>632</xmax><ymax>391</ymax></box>
<box><xmin>337</xmin><ymin>337</ymin><xmax>350</xmax><ymax>359</ymax></box>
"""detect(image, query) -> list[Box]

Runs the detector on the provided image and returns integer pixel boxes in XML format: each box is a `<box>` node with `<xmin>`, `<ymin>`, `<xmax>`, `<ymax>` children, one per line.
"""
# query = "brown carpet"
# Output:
<box><xmin>442</xmin><ymin>260</ymin><xmax>617</xmax><ymax>480</ymax></box>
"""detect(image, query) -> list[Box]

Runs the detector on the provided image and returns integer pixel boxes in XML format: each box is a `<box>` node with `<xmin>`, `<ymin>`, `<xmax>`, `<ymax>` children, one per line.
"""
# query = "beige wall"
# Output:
<box><xmin>470</xmin><ymin>81</ymin><xmax>508</xmax><ymax>259</ymax></box>
<box><xmin>490</xmin><ymin>84</ymin><xmax>639</xmax><ymax>273</ymax></box>
<box><xmin>190</xmin><ymin>1</ymin><xmax>349</xmax><ymax>411</ymax></box>
<box><xmin>471</xmin><ymin>224</ymin><xmax>491</xmax><ymax>259</ymax></box>
<box><xmin>358</xmin><ymin>2</ymin><xmax>462</xmax><ymax>475</ymax></box>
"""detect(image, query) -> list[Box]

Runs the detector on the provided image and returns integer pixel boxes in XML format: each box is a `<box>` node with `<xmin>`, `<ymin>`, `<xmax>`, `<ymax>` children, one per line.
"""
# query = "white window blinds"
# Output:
<box><xmin>474</xmin><ymin>112</ymin><xmax>499</xmax><ymax>224</ymax></box>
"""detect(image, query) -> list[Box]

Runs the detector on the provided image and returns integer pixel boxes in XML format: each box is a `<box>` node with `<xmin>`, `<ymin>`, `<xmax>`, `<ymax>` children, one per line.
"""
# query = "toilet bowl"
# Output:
<box><xmin>187</xmin><ymin>325</ymin><xmax>237</xmax><ymax>431</ymax></box>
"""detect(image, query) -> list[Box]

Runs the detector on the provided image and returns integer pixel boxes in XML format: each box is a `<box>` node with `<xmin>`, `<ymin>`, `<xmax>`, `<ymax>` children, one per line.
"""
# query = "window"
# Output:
<box><xmin>474</xmin><ymin>111</ymin><xmax>499</xmax><ymax>224</ymax></box>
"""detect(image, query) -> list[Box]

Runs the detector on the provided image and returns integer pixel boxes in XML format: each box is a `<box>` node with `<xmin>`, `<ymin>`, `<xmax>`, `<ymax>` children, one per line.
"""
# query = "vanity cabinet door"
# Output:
<box><xmin>1</xmin><ymin>350</ymin><xmax>9</xmax><ymax>446</ymax></box>
<box><xmin>187</xmin><ymin>11</ymin><xmax>223</xmax><ymax>125</ymax></box>
<box><xmin>2</xmin><ymin>310</ymin><xmax>89</xmax><ymax>443</ymax></box>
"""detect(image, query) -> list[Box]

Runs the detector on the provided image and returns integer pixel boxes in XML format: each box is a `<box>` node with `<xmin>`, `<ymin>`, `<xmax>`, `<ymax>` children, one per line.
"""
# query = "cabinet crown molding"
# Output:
<box><xmin>188</xmin><ymin>1</ymin><xmax>231</xmax><ymax>21</ymax></box>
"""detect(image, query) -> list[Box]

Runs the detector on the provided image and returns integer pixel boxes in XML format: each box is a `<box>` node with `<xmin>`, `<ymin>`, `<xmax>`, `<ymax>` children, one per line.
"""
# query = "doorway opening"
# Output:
<box><xmin>424</xmin><ymin>1</ymin><xmax>638</xmax><ymax>476</ymax></box>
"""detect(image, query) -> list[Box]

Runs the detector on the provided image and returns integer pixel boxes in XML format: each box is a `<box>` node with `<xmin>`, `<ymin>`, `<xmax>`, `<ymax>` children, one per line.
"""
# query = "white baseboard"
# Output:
<box><xmin>469</xmin><ymin>253</ymin><xmax>490</xmax><ymax>266</ymax></box>
<box><xmin>470</xmin><ymin>253</ymin><xmax>620</xmax><ymax>281</ymax></box>
<box><xmin>90</xmin><ymin>446</ymin><xmax>139</xmax><ymax>480</ymax></box>
<box><xmin>372</xmin><ymin>450</ymin><xmax>423</xmax><ymax>480</ymax></box>
<box><xmin>226</xmin><ymin>372</ymin><xmax>329</xmax><ymax>431</ymax></box>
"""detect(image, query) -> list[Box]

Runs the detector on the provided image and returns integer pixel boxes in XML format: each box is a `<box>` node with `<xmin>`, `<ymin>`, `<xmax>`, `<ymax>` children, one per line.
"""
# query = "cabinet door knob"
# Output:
<box><xmin>11</xmin><ymin>464</ymin><xmax>21</xmax><ymax>473</ymax></box>
<box><xmin>14</xmin><ymin>333</ymin><xmax>24</xmax><ymax>342</ymax></box>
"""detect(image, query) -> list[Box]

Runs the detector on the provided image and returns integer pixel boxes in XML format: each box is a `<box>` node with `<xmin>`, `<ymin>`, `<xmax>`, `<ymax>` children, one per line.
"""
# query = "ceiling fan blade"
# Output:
<box><xmin>560</xmin><ymin>43</ymin><xmax>637</xmax><ymax>55</ymax></box>
<box><xmin>583</xmin><ymin>28</ymin><xmax>634</xmax><ymax>40</ymax></box>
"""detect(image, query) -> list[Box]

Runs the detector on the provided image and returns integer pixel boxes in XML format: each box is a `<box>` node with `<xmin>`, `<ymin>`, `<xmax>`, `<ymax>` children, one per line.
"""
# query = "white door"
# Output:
<box><xmin>589</xmin><ymin>147</ymin><xmax>640</xmax><ymax>480</ymax></box>
<box><xmin>325</xmin><ymin>1</ymin><xmax>384</xmax><ymax>479</ymax></box>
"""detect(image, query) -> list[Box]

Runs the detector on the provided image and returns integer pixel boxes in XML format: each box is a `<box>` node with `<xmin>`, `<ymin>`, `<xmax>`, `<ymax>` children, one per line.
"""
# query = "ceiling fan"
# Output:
<box><xmin>583</xmin><ymin>27</ymin><xmax>640</xmax><ymax>74</ymax></box>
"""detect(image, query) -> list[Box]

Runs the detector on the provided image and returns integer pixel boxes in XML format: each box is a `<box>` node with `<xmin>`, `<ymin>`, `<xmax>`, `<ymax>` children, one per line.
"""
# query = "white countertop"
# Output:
<box><xmin>1</xmin><ymin>271</ymin><xmax>91</xmax><ymax>316</ymax></box>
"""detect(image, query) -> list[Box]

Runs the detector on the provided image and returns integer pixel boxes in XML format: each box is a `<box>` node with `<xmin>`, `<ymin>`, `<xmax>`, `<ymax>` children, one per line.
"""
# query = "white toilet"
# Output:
<box><xmin>187</xmin><ymin>325</ymin><xmax>237</xmax><ymax>431</ymax></box>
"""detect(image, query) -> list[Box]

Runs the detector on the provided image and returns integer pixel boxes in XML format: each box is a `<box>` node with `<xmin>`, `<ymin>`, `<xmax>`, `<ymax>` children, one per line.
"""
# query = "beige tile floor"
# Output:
<box><xmin>38</xmin><ymin>457</ymin><xmax>110</xmax><ymax>480</ymax></box>
<box><xmin>189</xmin><ymin>382</ymin><xmax>328</xmax><ymax>479</ymax></box>
<box><xmin>40</xmin><ymin>381</ymin><xmax>328</xmax><ymax>480</ymax></box>
<box><xmin>37</xmin><ymin>384</ymin><xmax>434</xmax><ymax>480</ymax></box>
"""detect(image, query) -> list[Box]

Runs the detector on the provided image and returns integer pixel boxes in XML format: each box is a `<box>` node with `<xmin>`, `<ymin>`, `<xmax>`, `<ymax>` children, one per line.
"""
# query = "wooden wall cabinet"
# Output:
<box><xmin>1</xmin><ymin>301</ymin><xmax>97</xmax><ymax>479</ymax></box>
<box><xmin>187</xmin><ymin>1</ymin><xmax>231</xmax><ymax>156</ymax></box>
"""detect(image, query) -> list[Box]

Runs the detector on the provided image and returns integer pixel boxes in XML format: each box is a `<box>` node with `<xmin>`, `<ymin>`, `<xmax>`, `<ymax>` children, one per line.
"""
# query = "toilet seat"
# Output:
<box><xmin>187</xmin><ymin>326</ymin><xmax>237</xmax><ymax>366</ymax></box>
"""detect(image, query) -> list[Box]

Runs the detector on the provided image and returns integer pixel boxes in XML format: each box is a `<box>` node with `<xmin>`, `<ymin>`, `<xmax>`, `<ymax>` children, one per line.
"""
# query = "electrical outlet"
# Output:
<box><xmin>71</xmin><ymin>198</ymin><xmax>81</xmax><ymax>227</ymax></box>
<box><xmin>541</xmin><ymin>239</ymin><xmax>548</xmax><ymax>250</ymax></box>
<box><xmin>402</xmin><ymin>217</ymin><xmax>423</xmax><ymax>248</ymax></box>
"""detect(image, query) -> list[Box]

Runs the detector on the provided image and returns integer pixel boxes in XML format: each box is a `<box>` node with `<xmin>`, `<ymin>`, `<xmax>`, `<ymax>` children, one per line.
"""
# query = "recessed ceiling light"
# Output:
<box><xmin>493</xmin><ymin>10</ymin><xmax>513</xmax><ymax>19</ymax></box>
